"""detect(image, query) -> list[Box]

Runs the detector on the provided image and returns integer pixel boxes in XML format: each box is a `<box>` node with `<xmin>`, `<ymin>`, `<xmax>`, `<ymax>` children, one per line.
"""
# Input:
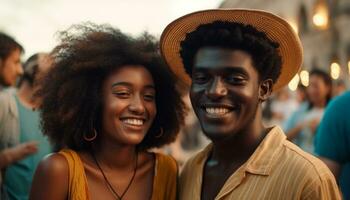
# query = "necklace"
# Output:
<box><xmin>91</xmin><ymin>150</ymin><xmax>138</xmax><ymax>200</ymax></box>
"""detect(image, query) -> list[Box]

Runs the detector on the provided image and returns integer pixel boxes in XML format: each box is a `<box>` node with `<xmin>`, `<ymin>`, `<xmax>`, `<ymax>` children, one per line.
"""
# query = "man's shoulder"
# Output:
<box><xmin>267</xmin><ymin>140</ymin><xmax>340</xmax><ymax>198</ymax></box>
<box><xmin>0</xmin><ymin>89</ymin><xmax>16</xmax><ymax>105</ymax></box>
<box><xmin>280</xmin><ymin>140</ymin><xmax>335</xmax><ymax>179</ymax></box>
<box><xmin>0</xmin><ymin>90</ymin><xmax>17</xmax><ymax>116</ymax></box>
<box><xmin>0</xmin><ymin>89</ymin><xmax>13</xmax><ymax>100</ymax></box>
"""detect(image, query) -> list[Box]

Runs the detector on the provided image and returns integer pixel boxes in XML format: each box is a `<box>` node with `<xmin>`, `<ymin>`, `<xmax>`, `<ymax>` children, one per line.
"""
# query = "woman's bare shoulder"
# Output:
<box><xmin>39</xmin><ymin>153</ymin><xmax>69</xmax><ymax>172</ymax></box>
<box><xmin>30</xmin><ymin>153</ymin><xmax>69</xmax><ymax>200</ymax></box>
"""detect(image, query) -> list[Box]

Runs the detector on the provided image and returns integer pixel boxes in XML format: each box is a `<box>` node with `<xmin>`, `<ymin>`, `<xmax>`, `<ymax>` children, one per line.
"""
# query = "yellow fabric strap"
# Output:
<box><xmin>58</xmin><ymin>149</ymin><xmax>90</xmax><ymax>200</ymax></box>
<box><xmin>152</xmin><ymin>153</ymin><xmax>178</xmax><ymax>200</ymax></box>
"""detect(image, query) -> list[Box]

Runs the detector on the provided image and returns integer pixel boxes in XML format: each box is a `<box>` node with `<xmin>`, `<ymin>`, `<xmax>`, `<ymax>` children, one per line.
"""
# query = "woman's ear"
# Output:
<box><xmin>259</xmin><ymin>79</ymin><xmax>273</xmax><ymax>102</ymax></box>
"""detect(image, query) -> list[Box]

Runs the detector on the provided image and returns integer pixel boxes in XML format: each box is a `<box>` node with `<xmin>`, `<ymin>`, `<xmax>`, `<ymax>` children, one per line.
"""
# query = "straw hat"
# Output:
<box><xmin>160</xmin><ymin>9</ymin><xmax>303</xmax><ymax>91</ymax></box>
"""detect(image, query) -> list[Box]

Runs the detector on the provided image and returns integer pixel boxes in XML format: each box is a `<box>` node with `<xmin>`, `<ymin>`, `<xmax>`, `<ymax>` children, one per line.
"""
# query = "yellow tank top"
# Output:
<box><xmin>59</xmin><ymin>149</ymin><xmax>177</xmax><ymax>200</ymax></box>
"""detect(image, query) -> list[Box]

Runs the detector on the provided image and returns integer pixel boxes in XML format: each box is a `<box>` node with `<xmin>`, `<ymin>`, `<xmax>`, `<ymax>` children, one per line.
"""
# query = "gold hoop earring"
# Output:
<box><xmin>155</xmin><ymin>127</ymin><xmax>164</xmax><ymax>138</ymax></box>
<box><xmin>84</xmin><ymin>129</ymin><xmax>97</xmax><ymax>142</ymax></box>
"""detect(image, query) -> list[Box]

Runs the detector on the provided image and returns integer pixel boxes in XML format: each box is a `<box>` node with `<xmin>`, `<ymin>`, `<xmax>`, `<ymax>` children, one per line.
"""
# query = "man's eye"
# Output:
<box><xmin>193</xmin><ymin>74</ymin><xmax>209</xmax><ymax>83</ymax></box>
<box><xmin>226</xmin><ymin>76</ymin><xmax>246</xmax><ymax>84</ymax></box>
<box><xmin>144</xmin><ymin>94</ymin><xmax>155</xmax><ymax>101</ymax></box>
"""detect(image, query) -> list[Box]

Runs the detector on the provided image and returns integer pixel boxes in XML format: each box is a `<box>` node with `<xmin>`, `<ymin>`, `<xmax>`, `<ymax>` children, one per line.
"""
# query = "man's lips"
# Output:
<box><xmin>200</xmin><ymin>103</ymin><xmax>239</xmax><ymax>117</ymax></box>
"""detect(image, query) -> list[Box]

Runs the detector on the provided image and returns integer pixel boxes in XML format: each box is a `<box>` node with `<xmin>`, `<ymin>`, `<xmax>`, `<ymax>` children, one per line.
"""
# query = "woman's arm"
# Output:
<box><xmin>29</xmin><ymin>153</ymin><xmax>69</xmax><ymax>200</ymax></box>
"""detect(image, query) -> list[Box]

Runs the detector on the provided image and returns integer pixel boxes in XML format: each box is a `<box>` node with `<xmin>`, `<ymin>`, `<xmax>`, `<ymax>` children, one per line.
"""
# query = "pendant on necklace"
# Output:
<box><xmin>206</xmin><ymin>159</ymin><xmax>219</xmax><ymax>167</ymax></box>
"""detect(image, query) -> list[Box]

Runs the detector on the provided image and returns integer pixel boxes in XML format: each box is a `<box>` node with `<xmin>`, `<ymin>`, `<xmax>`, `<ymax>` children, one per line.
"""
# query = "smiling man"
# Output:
<box><xmin>160</xmin><ymin>9</ymin><xmax>341</xmax><ymax>200</ymax></box>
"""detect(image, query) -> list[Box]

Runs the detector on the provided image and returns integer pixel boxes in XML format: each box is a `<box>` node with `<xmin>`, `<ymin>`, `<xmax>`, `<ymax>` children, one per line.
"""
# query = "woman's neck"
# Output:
<box><xmin>92</xmin><ymin>139</ymin><xmax>137</xmax><ymax>170</ymax></box>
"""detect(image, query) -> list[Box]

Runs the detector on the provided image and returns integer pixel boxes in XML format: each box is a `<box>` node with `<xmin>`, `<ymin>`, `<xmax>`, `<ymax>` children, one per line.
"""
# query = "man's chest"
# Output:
<box><xmin>200</xmin><ymin>164</ymin><xmax>241</xmax><ymax>200</ymax></box>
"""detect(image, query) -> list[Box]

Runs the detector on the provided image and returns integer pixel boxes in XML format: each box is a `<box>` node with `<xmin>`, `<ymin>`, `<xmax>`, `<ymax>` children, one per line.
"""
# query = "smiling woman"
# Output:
<box><xmin>29</xmin><ymin>23</ymin><xmax>186</xmax><ymax>200</ymax></box>
<box><xmin>101</xmin><ymin>66</ymin><xmax>157</xmax><ymax>147</ymax></box>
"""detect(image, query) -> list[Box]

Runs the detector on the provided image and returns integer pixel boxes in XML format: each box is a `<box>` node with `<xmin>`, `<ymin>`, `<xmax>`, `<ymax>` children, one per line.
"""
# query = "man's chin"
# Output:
<box><xmin>203</xmin><ymin>129</ymin><xmax>238</xmax><ymax>142</ymax></box>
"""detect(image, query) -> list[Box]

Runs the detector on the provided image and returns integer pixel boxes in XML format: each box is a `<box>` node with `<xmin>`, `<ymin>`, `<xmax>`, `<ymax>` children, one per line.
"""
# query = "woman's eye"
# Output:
<box><xmin>144</xmin><ymin>94</ymin><xmax>155</xmax><ymax>101</ymax></box>
<box><xmin>113</xmin><ymin>91</ymin><xmax>130</xmax><ymax>98</ymax></box>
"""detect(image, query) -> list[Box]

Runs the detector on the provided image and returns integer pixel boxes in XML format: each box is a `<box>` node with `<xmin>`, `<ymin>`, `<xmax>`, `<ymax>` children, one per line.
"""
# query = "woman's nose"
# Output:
<box><xmin>128</xmin><ymin>95</ymin><xmax>145</xmax><ymax>114</ymax></box>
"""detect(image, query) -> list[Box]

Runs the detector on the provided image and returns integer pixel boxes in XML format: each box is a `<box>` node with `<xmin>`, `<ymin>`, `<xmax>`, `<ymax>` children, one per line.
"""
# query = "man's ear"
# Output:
<box><xmin>259</xmin><ymin>79</ymin><xmax>273</xmax><ymax>102</ymax></box>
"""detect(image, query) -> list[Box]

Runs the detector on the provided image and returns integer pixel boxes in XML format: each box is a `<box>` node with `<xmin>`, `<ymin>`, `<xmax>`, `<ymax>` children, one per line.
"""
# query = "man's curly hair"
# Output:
<box><xmin>38</xmin><ymin>23</ymin><xmax>186</xmax><ymax>151</ymax></box>
<box><xmin>180</xmin><ymin>21</ymin><xmax>282</xmax><ymax>83</ymax></box>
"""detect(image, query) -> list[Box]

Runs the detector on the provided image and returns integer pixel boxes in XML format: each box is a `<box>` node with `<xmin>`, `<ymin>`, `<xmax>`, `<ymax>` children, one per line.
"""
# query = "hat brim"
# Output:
<box><xmin>160</xmin><ymin>9</ymin><xmax>303</xmax><ymax>91</ymax></box>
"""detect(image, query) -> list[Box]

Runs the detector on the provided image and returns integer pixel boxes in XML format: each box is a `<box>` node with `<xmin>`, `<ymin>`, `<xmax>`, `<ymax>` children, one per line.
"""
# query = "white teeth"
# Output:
<box><xmin>123</xmin><ymin>119</ymin><xmax>144</xmax><ymax>125</ymax></box>
<box><xmin>205</xmin><ymin>107</ymin><xmax>229</xmax><ymax>115</ymax></box>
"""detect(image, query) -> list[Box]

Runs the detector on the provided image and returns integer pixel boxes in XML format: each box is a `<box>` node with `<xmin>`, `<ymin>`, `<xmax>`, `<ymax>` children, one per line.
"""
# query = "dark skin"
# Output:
<box><xmin>189</xmin><ymin>47</ymin><xmax>273</xmax><ymax>200</ymax></box>
<box><xmin>79</xmin><ymin>150</ymin><xmax>155</xmax><ymax>200</ymax></box>
<box><xmin>29</xmin><ymin>151</ymin><xmax>155</xmax><ymax>200</ymax></box>
<box><xmin>30</xmin><ymin>66</ymin><xmax>158</xmax><ymax>200</ymax></box>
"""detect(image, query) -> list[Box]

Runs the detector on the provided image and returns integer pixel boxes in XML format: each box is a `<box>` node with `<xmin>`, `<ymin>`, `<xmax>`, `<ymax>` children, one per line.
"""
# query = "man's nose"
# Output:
<box><xmin>17</xmin><ymin>63</ymin><xmax>24</xmax><ymax>75</ymax></box>
<box><xmin>205</xmin><ymin>77</ymin><xmax>227</xmax><ymax>99</ymax></box>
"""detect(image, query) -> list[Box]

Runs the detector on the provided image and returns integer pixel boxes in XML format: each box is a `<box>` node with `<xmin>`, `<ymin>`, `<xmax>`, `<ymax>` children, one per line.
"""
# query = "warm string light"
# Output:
<box><xmin>313</xmin><ymin>3</ymin><xmax>329</xmax><ymax>29</ymax></box>
<box><xmin>313</xmin><ymin>13</ymin><xmax>328</xmax><ymax>27</ymax></box>
<box><xmin>300</xmin><ymin>70</ymin><xmax>309</xmax><ymax>86</ymax></box>
<box><xmin>288</xmin><ymin>74</ymin><xmax>300</xmax><ymax>91</ymax></box>
<box><xmin>330</xmin><ymin>62</ymin><xmax>341</xmax><ymax>80</ymax></box>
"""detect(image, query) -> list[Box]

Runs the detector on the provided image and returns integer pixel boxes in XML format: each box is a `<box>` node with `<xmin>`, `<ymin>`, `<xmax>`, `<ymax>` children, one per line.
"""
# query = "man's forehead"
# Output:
<box><xmin>7</xmin><ymin>48</ymin><xmax>21</xmax><ymax>59</ymax></box>
<box><xmin>194</xmin><ymin>47</ymin><xmax>254</xmax><ymax>69</ymax></box>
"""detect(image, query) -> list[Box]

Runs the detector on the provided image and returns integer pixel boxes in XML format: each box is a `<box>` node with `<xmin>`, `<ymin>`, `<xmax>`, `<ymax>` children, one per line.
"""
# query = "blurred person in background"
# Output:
<box><xmin>0</xmin><ymin>53</ymin><xmax>52</xmax><ymax>200</ymax></box>
<box><xmin>269</xmin><ymin>87</ymin><xmax>298</xmax><ymax>127</ymax></box>
<box><xmin>315</xmin><ymin>91</ymin><xmax>350</xmax><ymax>199</ymax></box>
<box><xmin>262</xmin><ymin>84</ymin><xmax>307</xmax><ymax>126</ymax></box>
<box><xmin>284</xmin><ymin>68</ymin><xmax>332</xmax><ymax>154</ymax></box>
<box><xmin>0</xmin><ymin>32</ymin><xmax>23</xmax><ymax>90</ymax></box>
<box><xmin>296</xmin><ymin>83</ymin><xmax>307</xmax><ymax>104</ymax></box>
<box><xmin>0</xmin><ymin>32</ymin><xmax>35</xmax><ymax>199</ymax></box>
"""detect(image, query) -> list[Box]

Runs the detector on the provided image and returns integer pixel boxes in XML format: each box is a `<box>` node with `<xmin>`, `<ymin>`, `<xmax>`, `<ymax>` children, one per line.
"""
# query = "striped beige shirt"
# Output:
<box><xmin>179</xmin><ymin>126</ymin><xmax>341</xmax><ymax>200</ymax></box>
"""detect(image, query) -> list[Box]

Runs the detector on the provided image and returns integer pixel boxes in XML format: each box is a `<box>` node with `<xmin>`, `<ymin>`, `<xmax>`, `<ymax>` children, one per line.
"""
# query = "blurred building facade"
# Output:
<box><xmin>220</xmin><ymin>0</ymin><xmax>350</xmax><ymax>88</ymax></box>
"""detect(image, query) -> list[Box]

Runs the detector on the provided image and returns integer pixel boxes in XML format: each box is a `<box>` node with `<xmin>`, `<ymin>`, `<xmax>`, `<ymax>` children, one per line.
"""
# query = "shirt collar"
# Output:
<box><xmin>244</xmin><ymin>126</ymin><xmax>285</xmax><ymax>176</ymax></box>
<box><xmin>187</xmin><ymin>126</ymin><xmax>286</xmax><ymax>199</ymax></box>
<box><xmin>197</xmin><ymin>126</ymin><xmax>286</xmax><ymax>176</ymax></box>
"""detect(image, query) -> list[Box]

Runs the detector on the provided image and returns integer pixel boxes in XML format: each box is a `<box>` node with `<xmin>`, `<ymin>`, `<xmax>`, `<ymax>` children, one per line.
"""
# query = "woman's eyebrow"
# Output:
<box><xmin>111</xmin><ymin>82</ymin><xmax>155</xmax><ymax>90</ymax></box>
<box><xmin>111</xmin><ymin>82</ymin><xmax>131</xmax><ymax>88</ymax></box>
